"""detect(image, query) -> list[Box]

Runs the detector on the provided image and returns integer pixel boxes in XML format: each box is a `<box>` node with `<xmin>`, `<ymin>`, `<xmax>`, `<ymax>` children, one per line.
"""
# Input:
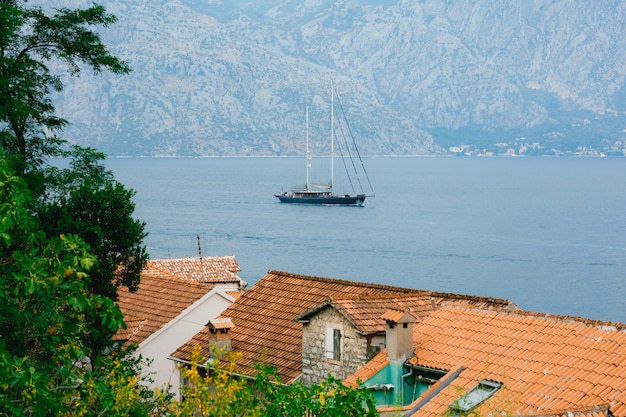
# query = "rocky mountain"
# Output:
<box><xmin>44</xmin><ymin>0</ymin><xmax>626</xmax><ymax>156</ymax></box>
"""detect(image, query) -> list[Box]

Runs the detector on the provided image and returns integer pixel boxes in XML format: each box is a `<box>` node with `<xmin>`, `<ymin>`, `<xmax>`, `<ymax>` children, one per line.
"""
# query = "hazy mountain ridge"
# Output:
<box><xmin>46</xmin><ymin>0</ymin><xmax>626</xmax><ymax>156</ymax></box>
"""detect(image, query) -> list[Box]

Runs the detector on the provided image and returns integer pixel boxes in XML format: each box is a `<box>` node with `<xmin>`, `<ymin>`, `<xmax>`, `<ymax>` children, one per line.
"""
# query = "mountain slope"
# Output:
<box><xmin>46</xmin><ymin>0</ymin><xmax>626</xmax><ymax>156</ymax></box>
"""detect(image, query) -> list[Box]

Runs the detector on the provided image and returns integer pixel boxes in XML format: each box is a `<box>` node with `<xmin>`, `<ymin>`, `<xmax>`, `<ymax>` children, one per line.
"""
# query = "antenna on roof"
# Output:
<box><xmin>197</xmin><ymin>235</ymin><xmax>203</xmax><ymax>262</ymax></box>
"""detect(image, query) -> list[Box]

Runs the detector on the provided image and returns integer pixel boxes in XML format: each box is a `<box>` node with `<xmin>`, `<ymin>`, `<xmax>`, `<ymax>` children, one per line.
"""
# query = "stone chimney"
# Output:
<box><xmin>381</xmin><ymin>306</ymin><xmax>417</xmax><ymax>363</ymax></box>
<box><xmin>206</xmin><ymin>317</ymin><xmax>234</xmax><ymax>354</ymax></box>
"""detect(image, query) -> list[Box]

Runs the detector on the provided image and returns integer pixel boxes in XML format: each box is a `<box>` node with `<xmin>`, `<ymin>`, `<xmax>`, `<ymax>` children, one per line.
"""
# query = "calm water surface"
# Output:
<box><xmin>106</xmin><ymin>157</ymin><xmax>626</xmax><ymax>323</ymax></box>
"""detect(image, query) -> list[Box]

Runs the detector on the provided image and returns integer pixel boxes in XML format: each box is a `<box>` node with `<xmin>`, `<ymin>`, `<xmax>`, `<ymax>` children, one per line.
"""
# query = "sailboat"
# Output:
<box><xmin>274</xmin><ymin>83</ymin><xmax>374</xmax><ymax>206</ymax></box>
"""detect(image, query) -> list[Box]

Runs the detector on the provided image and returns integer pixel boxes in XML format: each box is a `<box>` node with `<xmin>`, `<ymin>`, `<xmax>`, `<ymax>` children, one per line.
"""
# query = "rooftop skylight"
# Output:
<box><xmin>450</xmin><ymin>380</ymin><xmax>501</xmax><ymax>413</ymax></box>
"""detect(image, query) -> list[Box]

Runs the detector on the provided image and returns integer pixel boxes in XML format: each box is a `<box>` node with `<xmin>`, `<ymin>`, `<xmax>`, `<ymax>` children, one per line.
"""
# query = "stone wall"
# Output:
<box><xmin>301</xmin><ymin>307</ymin><xmax>371</xmax><ymax>386</ymax></box>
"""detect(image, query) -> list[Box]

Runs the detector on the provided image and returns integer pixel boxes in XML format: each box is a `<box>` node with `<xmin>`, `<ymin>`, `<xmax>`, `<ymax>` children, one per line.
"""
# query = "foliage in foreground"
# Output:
<box><xmin>0</xmin><ymin>0</ymin><xmax>148</xmax><ymax>354</ymax></box>
<box><xmin>168</xmin><ymin>347</ymin><xmax>379</xmax><ymax>417</ymax></box>
<box><xmin>1</xmin><ymin>2</ymin><xmax>378</xmax><ymax>415</ymax></box>
<box><xmin>0</xmin><ymin>156</ymin><xmax>157</xmax><ymax>416</ymax></box>
<box><xmin>0</xmin><ymin>155</ymin><xmax>378</xmax><ymax>416</ymax></box>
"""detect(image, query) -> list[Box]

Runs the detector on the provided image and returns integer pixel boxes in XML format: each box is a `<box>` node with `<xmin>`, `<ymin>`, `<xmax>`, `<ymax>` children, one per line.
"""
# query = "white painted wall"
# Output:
<box><xmin>134</xmin><ymin>286</ymin><xmax>237</xmax><ymax>397</ymax></box>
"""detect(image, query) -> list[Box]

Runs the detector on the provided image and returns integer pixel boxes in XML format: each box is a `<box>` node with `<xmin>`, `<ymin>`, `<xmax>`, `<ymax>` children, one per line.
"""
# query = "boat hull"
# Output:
<box><xmin>275</xmin><ymin>192</ymin><xmax>366</xmax><ymax>206</ymax></box>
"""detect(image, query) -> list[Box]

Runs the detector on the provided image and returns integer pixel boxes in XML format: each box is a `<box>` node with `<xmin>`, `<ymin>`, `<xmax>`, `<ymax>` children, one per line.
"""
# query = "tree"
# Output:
<box><xmin>0</xmin><ymin>1</ymin><xmax>147</xmax><ymax>353</ymax></box>
<box><xmin>0</xmin><ymin>1</ymin><xmax>130</xmax><ymax>176</ymax></box>
<box><xmin>38</xmin><ymin>146</ymin><xmax>149</xmax><ymax>352</ymax></box>
<box><xmin>167</xmin><ymin>347</ymin><xmax>379</xmax><ymax>417</ymax></box>
<box><xmin>0</xmin><ymin>156</ymin><xmax>154</xmax><ymax>416</ymax></box>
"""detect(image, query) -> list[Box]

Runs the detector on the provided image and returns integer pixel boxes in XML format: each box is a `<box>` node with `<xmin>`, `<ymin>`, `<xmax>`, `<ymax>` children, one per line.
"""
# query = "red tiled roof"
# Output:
<box><xmin>148</xmin><ymin>256</ymin><xmax>242</xmax><ymax>285</ymax></box>
<box><xmin>116</xmin><ymin>258</ymin><xmax>236</xmax><ymax>346</ymax></box>
<box><xmin>171</xmin><ymin>271</ymin><xmax>519</xmax><ymax>384</ymax></box>
<box><xmin>112</xmin><ymin>318</ymin><xmax>147</xmax><ymax>342</ymax></box>
<box><xmin>297</xmin><ymin>294</ymin><xmax>432</xmax><ymax>334</ymax></box>
<box><xmin>520</xmin><ymin>404</ymin><xmax>613</xmax><ymax>417</ymax></box>
<box><xmin>170</xmin><ymin>270</ymin><xmax>422</xmax><ymax>383</ymax></box>
<box><xmin>227</xmin><ymin>291</ymin><xmax>244</xmax><ymax>300</ymax></box>
<box><xmin>344</xmin><ymin>349</ymin><xmax>389</xmax><ymax>387</ymax></box>
<box><xmin>404</xmin><ymin>306</ymin><xmax>626</xmax><ymax>417</ymax></box>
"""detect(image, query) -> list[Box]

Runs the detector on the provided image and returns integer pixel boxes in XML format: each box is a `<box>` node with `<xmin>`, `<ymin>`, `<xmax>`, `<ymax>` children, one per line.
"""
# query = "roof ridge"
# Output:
<box><xmin>140</xmin><ymin>271</ymin><xmax>216</xmax><ymax>288</ymax></box>
<box><xmin>330</xmin><ymin>292</ymin><xmax>430</xmax><ymax>302</ymax></box>
<box><xmin>267</xmin><ymin>270</ymin><xmax>420</xmax><ymax>293</ymax></box>
<box><xmin>520</xmin><ymin>403</ymin><xmax>611</xmax><ymax>417</ymax></box>
<box><xmin>268</xmin><ymin>272</ymin><xmax>522</xmax><ymax>310</ymax></box>
<box><xmin>431</xmin><ymin>291</ymin><xmax>517</xmax><ymax>307</ymax></box>
<box><xmin>514</xmin><ymin>309</ymin><xmax>626</xmax><ymax>330</ymax></box>
<box><xmin>149</xmin><ymin>255</ymin><xmax>236</xmax><ymax>262</ymax></box>
<box><xmin>443</xmin><ymin>303</ymin><xmax>626</xmax><ymax>330</ymax></box>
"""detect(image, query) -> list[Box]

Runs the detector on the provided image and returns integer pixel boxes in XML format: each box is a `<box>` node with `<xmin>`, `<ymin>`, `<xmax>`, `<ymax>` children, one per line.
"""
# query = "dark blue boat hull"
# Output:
<box><xmin>275</xmin><ymin>193</ymin><xmax>366</xmax><ymax>206</ymax></box>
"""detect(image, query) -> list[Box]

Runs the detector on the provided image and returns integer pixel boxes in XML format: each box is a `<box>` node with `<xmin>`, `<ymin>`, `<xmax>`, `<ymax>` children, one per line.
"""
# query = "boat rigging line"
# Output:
<box><xmin>334</xmin><ymin>88</ymin><xmax>376</xmax><ymax>197</ymax></box>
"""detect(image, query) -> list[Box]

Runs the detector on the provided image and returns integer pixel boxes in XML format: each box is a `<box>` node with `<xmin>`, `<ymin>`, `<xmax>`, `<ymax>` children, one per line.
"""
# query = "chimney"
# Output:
<box><xmin>382</xmin><ymin>306</ymin><xmax>417</xmax><ymax>363</ymax></box>
<box><xmin>206</xmin><ymin>317</ymin><xmax>235</xmax><ymax>354</ymax></box>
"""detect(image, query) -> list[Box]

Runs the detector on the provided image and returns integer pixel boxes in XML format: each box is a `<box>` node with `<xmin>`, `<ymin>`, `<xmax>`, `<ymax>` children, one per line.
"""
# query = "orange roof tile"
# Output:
<box><xmin>147</xmin><ymin>256</ymin><xmax>243</xmax><ymax>285</ymax></box>
<box><xmin>116</xmin><ymin>257</ymin><xmax>242</xmax><ymax>346</ymax></box>
<box><xmin>171</xmin><ymin>271</ymin><xmax>520</xmax><ymax>384</ymax></box>
<box><xmin>297</xmin><ymin>293</ymin><xmax>431</xmax><ymax>334</ymax></box>
<box><xmin>112</xmin><ymin>318</ymin><xmax>147</xmax><ymax>341</ymax></box>
<box><xmin>399</xmin><ymin>306</ymin><xmax>626</xmax><ymax>417</ymax></box>
<box><xmin>344</xmin><ymin>349</ymin><xmax>389</xmax><ymax>387</ymax></box>
<box><xmin>171</xmin><ymin>270</ymin><xmax>424</xmax><ymax>383</ymax></box>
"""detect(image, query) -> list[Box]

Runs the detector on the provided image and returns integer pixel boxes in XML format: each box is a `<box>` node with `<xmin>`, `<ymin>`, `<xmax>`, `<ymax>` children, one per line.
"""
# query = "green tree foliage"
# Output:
<box><xmin>0</xmin><ymin>157</ymin><xmax>155</xmax><ymax>416</ymax></box>
<box><xmin>0</xmin><ymin>0</ymin><xmax>147</xmax><ymax>353</ymax></box>
<box><xmin>38</xmin><ymin>146</ymin><xmax>148</xmax><ymax>352</ymax></box>
<box><xmin>0</xmin><ymin>154</ymin><xmax>376</xmax><ymax>415</ymax></box>
<box><xmin>0</xmin><ymin>0</ymin><xmax>130</xmax><ymax>176</ymax></box>
<box><xmin>167</xmin><ymin>347</ymin><xmax>379</xmax><ymax>417</ymax></box>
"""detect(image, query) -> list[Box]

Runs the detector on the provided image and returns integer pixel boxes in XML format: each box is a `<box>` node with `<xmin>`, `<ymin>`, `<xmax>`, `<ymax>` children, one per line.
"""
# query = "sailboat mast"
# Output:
<box><xmin>305</xmin><ymin>104</ymin><xmax>310</xmax><ymax>191</ymax></box>
<box><xmin>330</xmin><ymin>82</ymin><xmax>334</xmax><ymax>193</ymax></box>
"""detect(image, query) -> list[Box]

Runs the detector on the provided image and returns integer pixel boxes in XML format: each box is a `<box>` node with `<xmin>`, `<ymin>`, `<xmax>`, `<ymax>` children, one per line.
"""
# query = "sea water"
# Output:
<box><xmin>106</xmin><ymin>157</ymin><xmax>626</xmax><ymax>323</ymax></box>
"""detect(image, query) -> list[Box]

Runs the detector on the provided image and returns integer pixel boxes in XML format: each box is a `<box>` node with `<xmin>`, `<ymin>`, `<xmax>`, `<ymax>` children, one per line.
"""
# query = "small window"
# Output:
<box><xmin>325</xmin><ymin>327</ymin><xmax>341</xmax><ymax>361</ymax></box>
<box><xmin>451</xmin><ymin>380</ymin><xmax>501</xmax><ymax>412</ymax></box>
<box><xmin>403</xmin><ymin>323</ymin><xmax>408</xmax><ymax>329</ymax></box>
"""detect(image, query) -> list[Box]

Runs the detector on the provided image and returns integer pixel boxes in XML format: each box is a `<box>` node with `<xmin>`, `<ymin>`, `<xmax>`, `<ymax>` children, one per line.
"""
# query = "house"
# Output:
<box><xmin>169</xmin><ymin>270</ymin><xmax>425</xmax><ymax>383</ymax></box>
<box><xmin>341</xmin><ymin>304</ymin><xmax>626</xmax><ymax>416</ymax></box>
<box><xmin>170</xmin><ymin>270</ymin><xmax>515</xmax><ymax>384</ymax></box>
<box><xmin>171</xmin><ymin>269</ymin><xmax>626</xmax><ymax>417</ymax></box>
<box><xmin>115</xmin><ymin>256</ymin><xmax>246</xmax><ymax>395</ymax></box>
<box><xmin>294</xmin><ymin>292</ymin><xmax>518</xmax><ymax>386</ymax></box>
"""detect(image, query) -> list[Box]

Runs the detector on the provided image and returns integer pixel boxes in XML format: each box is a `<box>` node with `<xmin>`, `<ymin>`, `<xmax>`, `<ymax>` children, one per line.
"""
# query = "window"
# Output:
<box><xmin>325</xmin><ymin>327</ymin><xmax>341</xmax><ymax>361</ymax></box>
<box><xmin>451</xmin><ymin>380</ymin><xmax>501</xmax><ymax>412</ymax></box>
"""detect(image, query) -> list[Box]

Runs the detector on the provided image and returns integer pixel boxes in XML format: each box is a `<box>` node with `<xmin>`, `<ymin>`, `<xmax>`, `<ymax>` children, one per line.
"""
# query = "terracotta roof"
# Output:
<box><xmin>170</xmin><ymin>270</ymin><xmax>422</xmax><ymax>383</ymax></box>
<box><xmin>431</xmin><ymin>291</ymin><xmax>520</xmax><ymax>312</ymax></box>
<box><xmin>112</xmin><ymin>318</ymin><xmax>147</xmax><ymax>342</ymax></box>
<box><xmin>297</xmin><ymin>294</ymin><xmax>432</xmax><ymax>335</ymax></box>
<box><xmin>520</xmin><ymin>404</ymin><xmax>613</xmax><ymax>417</ymax></box>
<box><xmin>171</xmin><ymin>271</ymin><xmax>520</xmax><ymax>384</ymax></box>
<box><xmin>147</xmin><ymin>256</ymin><xmax>243</xmax><ymax>285</ymax></box>
<box><xmin>227</xmin><ymin>291</ymin><xmax>244</xmax><ymax>300</ymax></box>
<box><xmin>344</xmin><ymin>349</ymin><xmax>389</xmax><ymax>387</ymax></box>
<box><xmin>404</xmin><ymin>306</ymin><xmax>626</xmax><ymax>417</ymax></box>
<box><xmin>116</xmin><ymin>267</ymin><xmax>219</xmax><ymax>346</ymax></box>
